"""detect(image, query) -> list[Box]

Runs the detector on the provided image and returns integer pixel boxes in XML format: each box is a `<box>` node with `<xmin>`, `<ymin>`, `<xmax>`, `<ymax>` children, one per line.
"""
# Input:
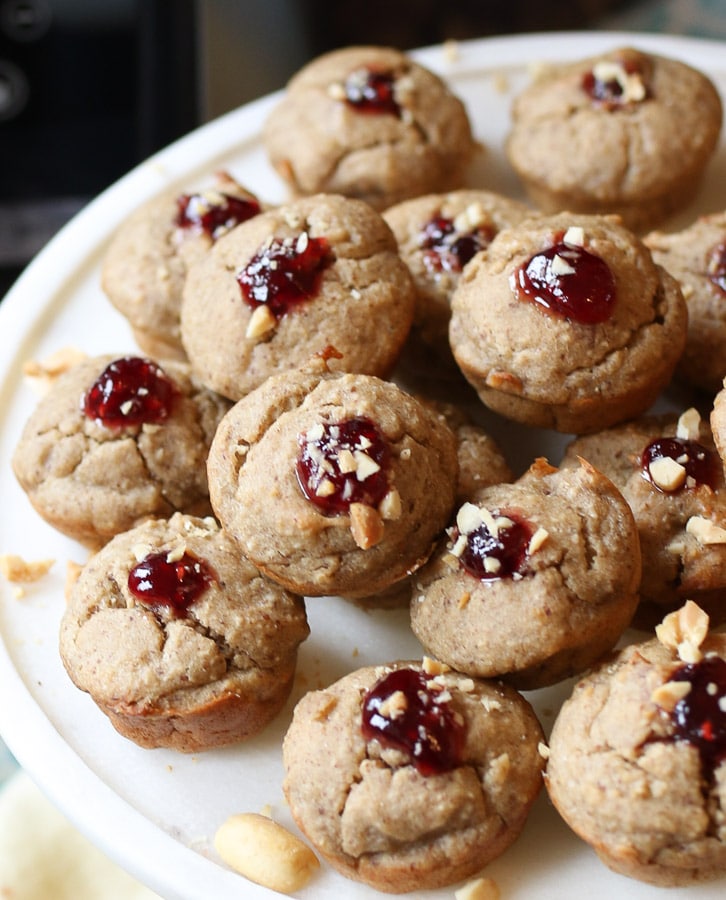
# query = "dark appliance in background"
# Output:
<box><xmin>0</xmin><ymin>0</ymin><xmax>199</xmax><ymax>299</ymax></box>
<box><xmin>0</xmin><ymin>0</ymin><xmax>628</xmax><ymax>301</ymax></box>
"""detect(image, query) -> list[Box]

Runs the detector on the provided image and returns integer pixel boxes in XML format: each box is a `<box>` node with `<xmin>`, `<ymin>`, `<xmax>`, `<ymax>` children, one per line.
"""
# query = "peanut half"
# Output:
<box><xmin>214</xmin><ymin>812</ymin><xmax>319</xmax><ymax>894</ymax></box>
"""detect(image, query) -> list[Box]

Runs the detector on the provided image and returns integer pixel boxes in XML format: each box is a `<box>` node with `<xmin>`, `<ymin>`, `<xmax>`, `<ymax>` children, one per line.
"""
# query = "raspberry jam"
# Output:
<box><xmin>82</xmin><ymin>357</ymin><xmax>177</xmax><ymax>428</ymax></box>
<box><xmin>361</xmin><ymin>667</ymin><xmax>466</xmax><ymax>776</ymax></box>
<box><xmin>237</xmin><ymin>233</ymin><xmax>332</xmax><ymax>319</ymax></box>
<box><xmin>512</xmin><ymin>239</ymin><xmax>616</xmax><ymax>324</ymax></box>
<box><xmin>128</xmin><ymin>549</ymin><xmax>214</xmax><ymax>618</ymax></box>
<box><xmin>641</xmin><ymin>437</ymin><xmax>719</xmax><ymax>492</ymax></box>
<box><xmin>455</xmin><ymin>507</ymin><xmax>534</xmax><ymax>581</ymax></box>
<box><xmin>296</xmin><ymin>417</ymin><xmax>390</xmax><ymax>515</ymax></box>
<box><xmin>706</xmin><ymin>241</ymin><xmax>726</xmax><ymax>295</ymax></box>
<box><xmin>668</xmin><ymin>656</ymin><xmax>726</xmax><ymax>775</ymax></box>
<box><xmin>343</xmin><ymin>67</ymin><xmax>400</xmax><ymax>117</ymax></box>
<box><xmin>175</xmin><ymin>191</ymin><xmax>260</xmax><ymax>240</ymax></box>
<box><xmin>420</xmin><ymin>215</ymin><xmax>494</xmax><ymax>273</ymax></box>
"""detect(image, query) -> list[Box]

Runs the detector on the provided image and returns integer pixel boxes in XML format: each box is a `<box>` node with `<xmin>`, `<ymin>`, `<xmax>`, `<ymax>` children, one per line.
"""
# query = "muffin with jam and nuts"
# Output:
<box><xmin>283</xmin><ymin>657</ymin><xmax>545</xmax><ymax>893</ymax></box>
<box><xmin>449</xmin><ymin>211</ymin><xmax>687</xmax><ymax>433</ymax></box>
<box><xmin>410</xmin><ymin>457</ymin><xmax>640</xmax><ymax>690</ymax></box>
<box><xmin>180</xmin><ymin>192</ymin><xmax>416</xmax><ymax>401</ymax></box>
<box><xmin>12</xmin><ymin>354</ymin><xmax>230</xmax><ymax>549</ymax></box>
<box><xmin>206</xmin><ymin>357</ymin><xmax>458</xmax><ymax>600</ymax></box>
<box><xmin>263</xmin><ymin>45</ymin><xmax>477</xmax><ymax>210</ymax></box>
<box><xmin>562</xmin><ymin>407</ymin><xmax>726</xmax><ymax>626</ymax></box>
<box><xmin>546</xmin><ymin>601</ymin><xmax>726</xmax><ymax>887</ymax></box>
<box><xmin>506</xmin><ymin>46</ymin><xmax>722</xmax><ymax>232</ymax></box>
<box><xmin>60</xmin><ymin>513</ymin><xmax>309</xmax><ymax>752</ymax></box>
<box><xmin>102</xmin><ymin>171</ymin><xmax>263</xmax><ymax>360</ymax></box>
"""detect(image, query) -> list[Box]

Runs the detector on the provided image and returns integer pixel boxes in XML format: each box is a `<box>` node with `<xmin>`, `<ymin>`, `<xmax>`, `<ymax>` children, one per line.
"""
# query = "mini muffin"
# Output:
<box><xmin>546</xmin><ymin>601</ymin><xmax>726</xmax><ymax>887</ymax></box>
<box><xmin>180</xmin><ymin>193</ymin><xmax>416</xmax><ymax>401</ymax></box>
<box><xmin>12</xmin><ymin>354</ymin><xmax>230</xmax><ymax>549</ymax></box>
<box><xmin>263</xmin><ymin>45</ymin><xmax>477</xmax><ymax>211</ymax></box>
<box><xmin>283</xmin><ymin>658</ymin><xmax>545</xmax><ymax>893</ymax></box>
<box><xmin>60</xmin><ymin>513</ymin><xmax>309</xmax><ymax>752</ymax></box>
<box><xmin>410</xmin><ymin>457</ymin><xmax>640</xmax><ymax>690</ymax></box>
<box><xmin>506</xmin><ymin>46</ymin><xmax>723</xmax><ymax>232</ymax></box>
<box><xmin>383</xmin><ymin>190</ymin><xmax>532</xmax><ymax>368</ymax></box>
<box><xmin>563</xmin><ymin>407</ymin><xmax>726</xmax><ymax>626</ymax></box>
<box><xmin>449</xmin><ymin>212</ymin><xmax>687</xmax><ymax>433</ymax></box>
<box><xmin>102</xmin><ymin>171</ymin><xmax>262</xmax><ymax>360</ymax></box>
<box><xmin>206</xmin><ymin>358</ymin><xmax>458</xmax><ymax>599</ymax></box>
<box><xmin>645</xmin><ymin>211</ymin><xmax>726</xmax><ymax>394</ymax></box>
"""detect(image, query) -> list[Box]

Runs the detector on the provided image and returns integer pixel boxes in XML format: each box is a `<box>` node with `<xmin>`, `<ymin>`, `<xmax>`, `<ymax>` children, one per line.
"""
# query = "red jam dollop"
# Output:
<box><xmin>511</xmin><ymin>239</ymin><xmax>616</xmax><ymax>324</ymax></box>
<box><xmin>456</xmin><ymin>507</ymin><xmax>534</xmax><ymax>582</ymax></box>
<box><xmin>668</xmin><ymin>656</ymin><xmax>726</xmax><ymax>775</ymax></box>
<box><xmin>706</xmin><ymin>241</ymin><xmax>726</xmax><ymax>295</ymax></box>
<box><xmin>582</xmin><ymin>57</ymin><xmax>649</xmax><ymax>108</ymax></box>
<box><xmin>82</xmin><ymin>356</ymin><xmax>177</xmax><ymax>428</ymax></box>
<box><xmin>343</xmin><ymin>67</ymin><xmax>400</xmax><ymax>117</ymax></box>
<box><xmin>237</xmin><ymin>232</ymin><xmax>332</xmax><ymax>319</ymax></box>
<box><xmin>175</xmin><ymin>190</ymin><xmax>260</xmax><ymax>240</ymax></box>
<box><xmin>296</xmin><ymin>416</ymin><xmax>390</xmax><ymax>515</ymax></box>
<box><xmin>361</xmin><ymin>667</ymin><xmax>466</xmax><ymax>776</ymax></box>
<box><xmin>128</xmin><ymin>549</ymin><xmax>214</xmax><ymax>618</ymax></box>
<box><xmin>420</xmin><ymin>215</ymin><xmax>494</xmax><ymax>274</ymax></box>
<box><xmin>641</xmin><ymin>437</ymin><xmax>719</xmax><ymax>493</ymax></box>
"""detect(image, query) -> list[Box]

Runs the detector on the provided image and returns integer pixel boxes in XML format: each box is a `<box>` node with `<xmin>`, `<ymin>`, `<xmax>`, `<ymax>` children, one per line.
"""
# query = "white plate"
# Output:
<box><xmin>1</xmin><ymin>31</ymin><xmax>726</xmax><ymax>900</ymax></box>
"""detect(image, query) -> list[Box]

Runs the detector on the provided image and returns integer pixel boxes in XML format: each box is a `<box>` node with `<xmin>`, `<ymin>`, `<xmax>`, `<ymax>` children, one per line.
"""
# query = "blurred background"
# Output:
<box><xmin>1</xmin><ymin>0</ymin><xmax>726</xmax><ymax>301</ymax></box>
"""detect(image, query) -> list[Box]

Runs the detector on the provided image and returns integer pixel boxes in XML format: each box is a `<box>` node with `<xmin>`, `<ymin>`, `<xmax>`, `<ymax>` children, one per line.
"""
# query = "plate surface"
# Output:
<box><xmin>1</xmin><ymin>32</ymin><xmax>726</xmax><ymax>900</ymax></box>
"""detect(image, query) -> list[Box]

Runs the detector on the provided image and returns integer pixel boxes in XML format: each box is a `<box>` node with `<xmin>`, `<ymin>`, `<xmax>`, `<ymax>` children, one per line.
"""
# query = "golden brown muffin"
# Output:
<box><xmin>410</xmin><ymin>457</ymin><xmax>640</xmax><ymax>690</ymax></box>
<box><xmin>506</xmin><ymin>47</ymin><xmax>723</xmax><ymax>232</ymax></box>
<box><xmin>283</xmin><ymin>658</ymin><xmax>545</xmax><ymax>893</ymax></box>
<box><xmin>60</xmin><ymin>513</ymin><xmax>309</xmax><ymax>752</ymax></box>
<box><xmin>546</xmin><ymin>601</ymin><xmax>726</xmax><ymax>887</ymax></box>
<box><xmin>263</xmin><ymin>45</ymin><xmax>477</xmax><ymax>210</ymax></box>
<box><xmin>449</xmin><ymin>211</ymin><xmax>687</xmax><ymax>433</ymax></box>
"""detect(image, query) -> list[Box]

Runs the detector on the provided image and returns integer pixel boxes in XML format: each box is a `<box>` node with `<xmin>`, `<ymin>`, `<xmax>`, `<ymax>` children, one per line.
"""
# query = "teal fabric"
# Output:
<box><xmin>601</xmin><ymin>0</ymin><xmax>726</xmax><ymax>39</ymax></box>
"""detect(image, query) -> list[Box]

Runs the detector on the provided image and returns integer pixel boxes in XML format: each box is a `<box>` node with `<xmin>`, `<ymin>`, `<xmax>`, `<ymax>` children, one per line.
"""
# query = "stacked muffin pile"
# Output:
<box><xmin>11</xmin><ymin>42</ymin><xmax>726</xmax><ymax>894</ymax></box>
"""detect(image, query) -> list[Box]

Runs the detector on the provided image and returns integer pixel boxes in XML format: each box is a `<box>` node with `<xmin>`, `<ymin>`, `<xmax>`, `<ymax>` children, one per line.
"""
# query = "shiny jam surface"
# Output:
<box><xmin>237</xmin><ymin>233</ymin><xmax>332</xmax><ymax>319</ymax></box>
<box><xmin>512</xmin><ymin>240</ymin><xmax>616</xmax><ymax>324</ymax></box>
<box><xmin>641</xmin><ymin>437</ymin><xmax>719</xmax><ymax>492</ymax></box>
<box><xmin>343</xmin><ymin>67</ymin><xmax>400</xmax><ymax>117</ymax></box>
<box><xmin>128</xmin><ymin>550</ymin><xmax>214</xmax><ymax>618</ymax></box>
<box><xmin>175</xmin><ymin>191</ymin><xmax>260</xmax><ymax>240</ymax></box>
<box><xmin>296</xmin><ymin>417</ymin><xmax>390</xmax><ymax>515</ymax></box>
<box><xmin>420</xmin><ymin>215</ymin><xmax>494</xmax><ymax>273</ymax></box>
<box><xmin>669</xmin><ymin>656</ymin><xmax>726</xmax><ymax>774</ymax></box>
<box><xmin>361</xmin><ymin>668</ymin><xmax>466</xmax><ymax>776</ymax></box>
<box><xmin>82</xmin><ymin>357</ymin><xmax>177</xmax><ymax>428</ymax></box>
<box><xmin>457</xmin><ymin>510</ymin><xmax>534</xmax><ymax>581</ymax></box>
<box><xmin>706</xmin><ymin>241</ymin><xmax>726</xmax><ymax>295</ymax></box>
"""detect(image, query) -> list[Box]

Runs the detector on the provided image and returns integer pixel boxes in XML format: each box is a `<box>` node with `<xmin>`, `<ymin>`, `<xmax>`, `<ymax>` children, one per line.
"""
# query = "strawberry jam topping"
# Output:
<box><xmin>237</xmin><ymin>232</ymin><xmax>332</xmax><ymax>319</ymax></box>
<box><xmin>343</xmin><ymin>67</ymin><xmax>400</xmax><ymax>117</ymax></box>
<box><xmin>641</xmin><ymin>437</ymin><xmax>719</xmax><ymax>493</ymax></box>
<box><xmin>668</xmin><ymin>656</ymin><xmax>726</xmax><ymax>775</ymax></box>
<box><xmin>454</xmin><ymin>505</ymin><xmax>534</xmax><ymax>582</ymax></box>
<box><xmin>706</xmin><ymin>241</ymin><xmax>726</xmax><ymax>295</ymax></box>
<box><xmin>361</xmin><ymin>667</ymin><xmax>466</xmax><ymax>776</ymax></box>
<box><xmin>512</xmin><ymin>238</ymin><xmax>616</xmax><ymax>324</ymax></box>
<box><xmin>420</xmin><ymin>215</ymin><xmax>494</xmax><ymax>273</ymax></box>
<box><xmin>128</xmin><ymin>549</ymin><xmax>214</xmax><ymax>618</ymax></box>
<box><xmin>175</xmin><ymin>191</ymin><xmax>260</xmax><ymax>240</ymax></box>
<box><xmin>296</xmin><ymin>417</ymin><xmax>390</xmax><ymax>515</ymax></box>
<box><xmin>82</xmin><ymin>357</ymin><xmax>177</xmax><ymax>428</ymax></box>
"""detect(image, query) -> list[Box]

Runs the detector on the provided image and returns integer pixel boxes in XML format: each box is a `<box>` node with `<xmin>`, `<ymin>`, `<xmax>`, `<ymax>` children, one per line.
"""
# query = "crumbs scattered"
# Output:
<box><xmin>0</xmin><ymin>554</ymin><xmax>55</xmax><ymax>585</ymax></box>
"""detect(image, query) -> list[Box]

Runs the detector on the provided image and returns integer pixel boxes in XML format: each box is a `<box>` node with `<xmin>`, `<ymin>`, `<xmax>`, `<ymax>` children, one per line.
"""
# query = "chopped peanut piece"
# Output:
<box><xmin>655</xmin><ymin>601</ymin><xmax>710</xmax><ymax>663</ymax></box>
<box><xmin>245</xmin><ymin>304</ymin><xmax>277</xmax><ymax>339</ymax></box>
<box><xmin>349</xmin><ymin>502</ymin><xmax>384</xmax><ymax>549</ymax></box>
<box><xmin>214</xmin><ymin>813</ymin><xmax>319</xmax><ymax>894</ymax></box>
<box><xmin>0</xmin><ymin>554</ymin><xmax>54</xmax><ymax>583</ymax></box>
<box><xmin>686</xmin><ymin>515</ymin><xmax>726</xmax><ymax>545</ymax></box>
<box><xmin>648</xmin><ymin>456</ymin><xmax>686</xmax><ymax>491</ymax></box>
<box><xmin>651</xmin><ymin>680</ymin><xmax>692</xmax><ymax>712</ymax></box>
<box><xmin>455</xmin><ymin>875</ymin><xmax>501</xmax><ymax>900</ymax></box>
<box><xmin>676</xmin><ymin>407</ymin><xmax>701</xmax><ymax>440</ymax></box>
